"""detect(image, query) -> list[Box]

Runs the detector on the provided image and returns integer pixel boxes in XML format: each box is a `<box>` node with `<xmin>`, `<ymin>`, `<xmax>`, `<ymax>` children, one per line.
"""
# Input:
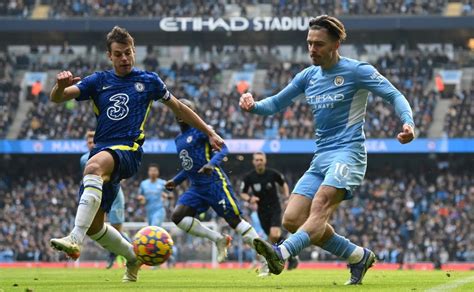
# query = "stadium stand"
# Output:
<box><xmin>0</xmin><ymin>52</ymin><xmax>21</xmax><ymax>138</ymax></box>
<box><xmin>443</xmin><ymin>89</ymin><xmax>474</xmax><ymax>137</ymax></box>
<box><xmin>26</xmin><ymin>0</ymin><xmax>462</xmax><ymax>18</ymax></box>
<box><xmin>11</xmin><ymin>47</ymin><xmax>469</xmax><ymax>139</ymax></box>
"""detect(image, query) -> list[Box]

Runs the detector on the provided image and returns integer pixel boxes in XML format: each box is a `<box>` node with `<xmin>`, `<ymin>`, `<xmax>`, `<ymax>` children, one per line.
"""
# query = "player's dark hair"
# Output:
<box><xmin>148</xmin><ymin>163</ymin><xmax>159</xmax><ymax>170</ymax></box>
<box><xmin>308</xmin><ymin>15</ymin><xmax>346</xmax><ymax>42</ymax></box>
<box><xmin>106</xmin><ymin>26</ymin><xmax>135</xmax><ymax>52</ymax></box>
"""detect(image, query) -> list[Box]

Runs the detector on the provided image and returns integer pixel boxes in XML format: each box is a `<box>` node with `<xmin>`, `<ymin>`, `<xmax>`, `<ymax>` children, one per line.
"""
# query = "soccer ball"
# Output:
<box><xmin>132</xmin><ymin>226</ymin><xmax>174</xmax><ymax>266</ymax></box>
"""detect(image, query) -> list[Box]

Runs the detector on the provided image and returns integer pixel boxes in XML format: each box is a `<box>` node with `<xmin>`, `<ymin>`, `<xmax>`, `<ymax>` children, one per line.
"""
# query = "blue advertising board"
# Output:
<box><xmin>1</xmin><ymin>139</ymin><xmax>473</xmax><ymax>154</ymax></box>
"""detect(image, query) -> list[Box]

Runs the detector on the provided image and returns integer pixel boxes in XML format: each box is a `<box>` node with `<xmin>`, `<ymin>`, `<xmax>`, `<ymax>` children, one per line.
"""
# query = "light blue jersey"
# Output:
<box><xmin>252</xmin><ymin>57</ymin><xmax>414</xmax><ymax>199</ymax></box>
<box><xmin>139</xmin><ymin>178</ymin><xmax>167</xmax><ymax>226</ymax></box>
<box><xmin>79</xmin><ymin>152</ymin><xmax>89</xmax><ymax>171</ymax></box>
<box><xmin>252</xmin><ymin>57</ymin><xmax>414</xmax><ymax>153</ymax></box>
<box><xmin>80</xmin><ymin>152</ymin><xmax>125</xmax><ymax>224</ymax></box>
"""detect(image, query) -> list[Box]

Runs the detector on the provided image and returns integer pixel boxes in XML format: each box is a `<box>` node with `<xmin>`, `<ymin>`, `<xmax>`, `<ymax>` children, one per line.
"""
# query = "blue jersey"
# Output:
<box><xmin>172</xmin><ymin>127</ymin><xmax>229</xmax><ymax>186</ymax></box>
<box><xmin>75</xmin><ymin>68</ymin><xmax>170</xmax><ymax>148</ymax></box>
<box><xmin>252</xmin><ymin>57</ymin><xmax>414</xmax><ymax>153</ymax></box>
<box><xmin>139</xmin><ymin>178</ymin><xmax>167</xmax><ymax>213</ymax></box>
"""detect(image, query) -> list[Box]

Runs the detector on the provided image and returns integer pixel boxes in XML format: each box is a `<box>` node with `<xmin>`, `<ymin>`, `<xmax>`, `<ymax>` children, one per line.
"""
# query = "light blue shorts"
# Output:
<box><xmin>292</xmin><ymin>146</ymin><xmax>367</xmax><ymax>200</ymax></box>
<box><xmin>108</xmin><ymin>187</ymin><xmax>125</xmax><ymax>224</ymax></box>
<box><xmin>148</xmin><ymin>208</ymin><xmax>166</xmax><ymax>226</ymax></box>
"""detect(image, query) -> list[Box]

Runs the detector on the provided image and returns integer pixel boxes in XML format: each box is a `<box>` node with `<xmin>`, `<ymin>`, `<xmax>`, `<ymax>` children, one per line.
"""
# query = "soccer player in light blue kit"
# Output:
<box><xmin>80</xmin><ymin>130</ymin><xmax>127</xmax><ymax>269</ymax></box>
<box><xmin>137</xmin><ymin>163</ymin><xmax>169</xmax><ymax>226</ymax></box>
<box><xmin>240</xmin><ymin>15</ymin><xmax>415</xmax><ymax>285</ymax></box>
<box><xmin>49</xmin><ymin>26</ymin><xmax>224</xmax><ymax>282</ymax></box>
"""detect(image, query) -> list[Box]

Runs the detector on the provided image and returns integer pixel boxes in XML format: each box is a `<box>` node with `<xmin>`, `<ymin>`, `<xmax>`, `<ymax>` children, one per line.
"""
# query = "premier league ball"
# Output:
<box><xmin>132</xmin><ymin>226</ymin><xmax>174</xmax><ymax>266</ymax></box>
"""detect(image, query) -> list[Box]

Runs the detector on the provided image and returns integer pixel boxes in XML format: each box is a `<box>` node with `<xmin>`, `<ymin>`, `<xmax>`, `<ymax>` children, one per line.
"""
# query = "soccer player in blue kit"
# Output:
<box><xmin>80</xmin><ymin>130</ymin><xmax>128</xmax><ymax>269</ymax></box>
<box><xmin>49</xmin><ymin>26</ymin><xmax>224</xmax><ymax>282</ymax></box>
<box><xmin>137</xmin><ymin>163</ymin><xmax>169</xmax><ymax>226</ymax></box>
<box><xmin>240</xmin><ymin>15</ymin><xmax>415</xmax><ymax>284</ymax></box>
<box><xmin>165</xmin><ymin>99</ymin><xmax>263</xmax><ymax>265</ymax></box>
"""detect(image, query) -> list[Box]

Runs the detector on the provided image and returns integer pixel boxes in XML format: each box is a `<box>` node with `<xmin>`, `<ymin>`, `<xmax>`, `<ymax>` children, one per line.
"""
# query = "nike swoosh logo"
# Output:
<box><xmin>102</xmin><ymin>85</ymin><xmax>112</xmax><ymax>90</ymax></box>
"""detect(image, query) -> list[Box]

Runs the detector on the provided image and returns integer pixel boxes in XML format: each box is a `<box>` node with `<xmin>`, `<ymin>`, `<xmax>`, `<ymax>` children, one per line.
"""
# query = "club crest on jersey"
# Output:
<box><xmin>334</xmin><ymin>76</ymin><xmax>344</xmax><ymax>86</ymax></box>
<box><xmin>186</xmin><ymin>136</ymin><xmax>193</xmax><ymax>143</ymax></box>
<box><xmin>134</xmin><ymin>82</ymin><xmax>144</xmax><ymax>92</ymax></box>
<box><xmin>179</xmin><ymin>149</ymin><xmax>193</xmax><ymax>171</ymax></box>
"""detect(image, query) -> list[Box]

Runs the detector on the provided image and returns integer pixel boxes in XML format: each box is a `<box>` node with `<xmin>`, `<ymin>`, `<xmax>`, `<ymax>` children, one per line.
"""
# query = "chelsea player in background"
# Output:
<box><xmin>240</xmin><ymin>15</ymin><xmax>415</xmax><ymax>284</ymax></box>
<box><xmin>165</xmin><ymin>99</ymin><xmax>265</xmax><ymax>270</ymax></box>
<box><xmin>80</xmin><ymin>130</ymin><xmax>129</xmax><ymax>269</ymax></box>
<box><xmin>49</xmin><ymin>26</ymin><xmax>224</xmax><ymax>282</ymax></box>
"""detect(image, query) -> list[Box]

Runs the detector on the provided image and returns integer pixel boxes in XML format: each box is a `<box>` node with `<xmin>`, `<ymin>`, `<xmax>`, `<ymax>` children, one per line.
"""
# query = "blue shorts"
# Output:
<box><xmin>147</xmin><ymin>208</ymin><xmax>166</xmax><ymax>226</ymax></box>
<box><xmin>293</xmin><ymin>146</ymin><xmax>366</xmax><ymax>200</ymax></box>
<box><xmin>108</xmin><ymin>187</ymin><xmax>125</xmax><ymax>224</ymax></box>
<box><xmin>79</xmin><ymin>144</ymin><xmax>143</xmax><ymax>213</ymax></box>
<box><xmin>177</xmin><ymin>180</ymin><xmax>242</xmax><ymax>221</ymax></box>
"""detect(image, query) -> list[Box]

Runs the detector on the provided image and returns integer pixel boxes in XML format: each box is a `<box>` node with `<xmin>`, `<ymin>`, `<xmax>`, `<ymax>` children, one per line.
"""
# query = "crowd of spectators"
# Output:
<box><xmin>272</xmin><ymin>0</ymin><xmax>448</xmax><ymax>17</ymax></box>
<box><xmin>443</xmin><ymin>89</ymin><xmax>474</xmax><ymax>138</ymax></box>
<box><xmin>364</xmin><ymin>50</ymin><xmax>447</xmax><ymax>138</ymax></box>
<box><xmin>2</xmin><ymin>1</ymin><xmax>473</xmax><ymax>20</ymax></box>
<box><xmin>4</xmin><ymin>0</ymin><xmax>467</xmax><ymax>18</ymax></box>
<box><xmin>17</xmin><ymin>48</ymin><xmax>459</xmax><ymax>140</ymax></box>
<box><xmin>0</xmin><ymin>0</ymin><xmax>34</xmax><ymax>17</ymax></box>
<box><xmin>1</xmin><ymin>156</ymin><xmax>472</xmax><ymax>263</ymax></box>
<box><xmin>0</xmin><ymin>53</ymin><xmax>21</xmax><ymax>138</ymax></box>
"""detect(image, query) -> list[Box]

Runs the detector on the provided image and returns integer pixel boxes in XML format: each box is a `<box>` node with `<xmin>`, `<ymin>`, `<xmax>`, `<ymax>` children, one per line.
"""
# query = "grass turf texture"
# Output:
<box><xmin>0</xmin><ymin>268</ymin><xmax>473</xmax><ymax>291</ymax></box>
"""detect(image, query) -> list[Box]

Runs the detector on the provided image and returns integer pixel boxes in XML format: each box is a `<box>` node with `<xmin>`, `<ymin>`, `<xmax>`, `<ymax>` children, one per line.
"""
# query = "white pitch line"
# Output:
<box><xmin>426</xmin><ymin>275</ymin><xmax>474</xmax><ymax>292</ymax></box>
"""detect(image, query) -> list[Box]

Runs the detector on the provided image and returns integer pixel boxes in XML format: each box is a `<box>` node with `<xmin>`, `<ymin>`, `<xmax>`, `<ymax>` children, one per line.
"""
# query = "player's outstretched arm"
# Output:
<box><xmin>164</xmin><ymin>96</ymin><xmax>224</xmax><ymax>151</ymax></box>
<box><xmin>50</xmin><ymin>71</ymin><xmax>81</xmax><ymax>103</ymax></box>
<box><xmin>239</xmin><ymin>82</ymin><xmax>302</xmax><ymax>116</ymax></box>
<box><xmin>356</xmin><ymin>63</ymin><xmax>415</xmax><ymax>144</ymax></box>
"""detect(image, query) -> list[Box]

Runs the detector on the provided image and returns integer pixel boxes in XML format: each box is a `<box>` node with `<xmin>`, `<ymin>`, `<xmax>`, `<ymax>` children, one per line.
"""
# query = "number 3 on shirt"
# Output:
<box><xmin>107</xmin><ymin>93</ymin><xmax>130</xmax><ymax>120</ymax></box>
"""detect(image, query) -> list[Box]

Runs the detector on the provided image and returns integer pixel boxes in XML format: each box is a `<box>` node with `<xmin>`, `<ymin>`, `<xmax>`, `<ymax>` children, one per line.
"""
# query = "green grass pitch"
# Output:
<box><xmin>0</xmin><ymin>268</ymin><xmax>473</xmax><ymax>291</ymax></box>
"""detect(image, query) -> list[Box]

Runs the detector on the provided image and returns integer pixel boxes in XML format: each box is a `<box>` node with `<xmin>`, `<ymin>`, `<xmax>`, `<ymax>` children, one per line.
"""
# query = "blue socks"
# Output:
<box><xmin>280</xmin><ymin>231</ymin><xmax>311</xmax><ymax>259</ymax></box>
<box><xmin>321</xmin><ymin>233</ymin><xmax>357</xmax><ymax>260</ymax></box>
<box><xmin>279</xmin><ymin>231</ymin><xmax>362</xmax><ymax>263</ymax></box>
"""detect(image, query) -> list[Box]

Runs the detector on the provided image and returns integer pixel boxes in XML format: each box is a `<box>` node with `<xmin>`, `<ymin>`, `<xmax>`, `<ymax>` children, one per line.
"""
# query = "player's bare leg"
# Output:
<box><xmin>268</xmin><ymin>227</ymin><xmax>281</xmax><ymax>244</ymax></box>
<box><xmin>282</xmin><ymin>194</ymin><xmax>311</xmax><ymax>233</ymax></box>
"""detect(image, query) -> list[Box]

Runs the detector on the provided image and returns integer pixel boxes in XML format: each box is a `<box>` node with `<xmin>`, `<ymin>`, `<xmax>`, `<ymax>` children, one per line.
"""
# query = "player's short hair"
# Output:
<box><xmin>179</xmin><ymin>99</ymin><xmax>196</xmax><ymax>112</ymax></box>
<box><xmin>106</xmin><ymin>26</ymin><xmax>135</xmax><ymax>52</ymax></box>
<box><xmin>253</xmin><ymin>151</ymin><xmax>266</xmax><ymax>159</ymax></box>
<box><xmin>308</xmin><ymin>15</ymin><xmax>346</xmax><ymax>42</ymax></box>
<box><xmin>148</xmin><ymin>163</ymin><xmax>159</xmax><ymax>170</ymax></box>
<box><xmin>85</xmin><ymin>130</ymin><xmax>95</xmax><ymax>139</ymax></box>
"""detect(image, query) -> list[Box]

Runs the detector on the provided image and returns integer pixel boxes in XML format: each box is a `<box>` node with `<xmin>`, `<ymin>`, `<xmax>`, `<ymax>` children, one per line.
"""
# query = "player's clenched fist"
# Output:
<box><xmin>397</xmin><ymin>124</ymin><xmax>415</xmax><ymax>144</ymax></box>
<box><xmin>239</xmin><ymin>92</ymin><xmax>255</xmax><ymax>112</ymax></box>
<box><xmin>164</xmin><ymin>180</ymin><xmax>176</xmax><ymax>191</ymax></box>
<box><xmin>56</xmin><ymin>71</ymin><xmax>81</xmax><ymax>89</ymax></box>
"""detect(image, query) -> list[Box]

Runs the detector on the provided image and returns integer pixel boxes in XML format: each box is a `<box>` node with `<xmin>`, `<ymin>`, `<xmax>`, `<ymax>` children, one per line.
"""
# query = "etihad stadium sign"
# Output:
<box><xmin>159</xmin><ymin>17</ymin><xmax>311</xmax><ymax>32</ymax></box>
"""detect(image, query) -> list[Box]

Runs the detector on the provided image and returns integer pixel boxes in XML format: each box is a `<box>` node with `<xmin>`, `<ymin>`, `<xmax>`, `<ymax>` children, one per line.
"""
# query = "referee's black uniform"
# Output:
<box><xmin>241</xmin><ymin>168</ymin><xmax>286</xmax><ymax>236</ymax></box>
